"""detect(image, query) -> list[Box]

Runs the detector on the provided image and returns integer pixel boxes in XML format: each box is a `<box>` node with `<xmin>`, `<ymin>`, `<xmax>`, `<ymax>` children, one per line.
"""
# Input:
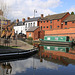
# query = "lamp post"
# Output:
<box><xmin>34</xmin><ymin>9</ymin><xmax>37</xmax><ymax>18</ymax></box>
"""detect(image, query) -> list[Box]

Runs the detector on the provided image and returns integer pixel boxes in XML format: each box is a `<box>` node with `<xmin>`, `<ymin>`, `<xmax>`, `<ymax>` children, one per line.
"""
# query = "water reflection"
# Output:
<box><xmin>0</xmin><ymin>44</ymin><xmax>75</xmax><ymax>75</ymax></box>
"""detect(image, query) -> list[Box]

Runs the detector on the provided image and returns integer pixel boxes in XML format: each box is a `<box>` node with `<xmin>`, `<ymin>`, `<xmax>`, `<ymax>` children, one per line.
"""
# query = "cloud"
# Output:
<box><xmin>67</xmin><ymin>6</ymin><xmax>75</xmax><ymax>13</ymax></box>
<box><xmin>10</xmin><ymin>58</ymin><xmax>59</xmax><ymax>75</ymax></box>
<box><xmin>3</xmin><ymin>0</ymin><xmax>61</xmax><ymax>20</ymax></box>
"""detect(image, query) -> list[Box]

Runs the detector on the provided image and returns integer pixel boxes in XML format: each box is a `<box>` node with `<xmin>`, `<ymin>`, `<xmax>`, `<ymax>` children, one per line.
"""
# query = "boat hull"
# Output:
<box><xmin>40</xmin><ymin>40</ymin><xmax>73</xmax><ymax>46</ymax></box>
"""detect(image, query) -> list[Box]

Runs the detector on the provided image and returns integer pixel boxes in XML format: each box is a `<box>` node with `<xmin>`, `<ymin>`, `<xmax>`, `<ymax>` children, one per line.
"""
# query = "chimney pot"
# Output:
<box><xmin>22</xmin><ymin>18</ymin><xmax>25</xmax><ymax>22</ymax></box>
<box><xmin>16</xmin><ymin>19</ymin><xmax>19</xmax><ymax>23</ymax></box>
<box><xmin>27</xmin><ymin>17</ymin><xmax>30</xmax><ymax>20</ymax></box>
<box><xmin>41</xmin><ymin>14</ymin><xmax>44</xmax><ymax>18</ymax></box>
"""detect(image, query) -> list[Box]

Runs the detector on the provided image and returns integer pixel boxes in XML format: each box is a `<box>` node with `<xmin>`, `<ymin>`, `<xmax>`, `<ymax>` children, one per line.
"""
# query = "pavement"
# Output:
<box><xmin>0</xmin><ymin>39</ymin><xmax>34</xmax><ymax>50</ymax></box>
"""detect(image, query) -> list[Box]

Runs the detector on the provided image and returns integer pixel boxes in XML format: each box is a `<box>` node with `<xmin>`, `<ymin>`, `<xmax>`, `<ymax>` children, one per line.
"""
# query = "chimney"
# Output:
<box><xmin>22</xmin><ymin>18</ymin><xmax>25</xmax><ymax>22</ymax></box>
<box><xmin>16</xmin><ymin>19</ymin><xmax>19</xmax><ymax>23</ymax></box>
<box><xmin>41</xmin><ymin>14</ymin><xmax>43</xmax><ymax>18</ymax></box>
<box><xmin>27</xmin><ymin>17</ymin><xmax>30</xmax><ymax>20</ymax></box>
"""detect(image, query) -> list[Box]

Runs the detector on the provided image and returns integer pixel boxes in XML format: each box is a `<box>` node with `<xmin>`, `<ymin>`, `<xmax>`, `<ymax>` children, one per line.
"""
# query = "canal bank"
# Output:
<box><xmin>0</xmin><ymin>39</ymin><xmax>39</xmax><ymax>57</ymax></box>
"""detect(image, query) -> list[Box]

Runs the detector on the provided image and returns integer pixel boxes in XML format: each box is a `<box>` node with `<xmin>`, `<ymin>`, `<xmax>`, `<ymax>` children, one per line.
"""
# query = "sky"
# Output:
<box><xmin>3</xmin><ymin>0</ymin><xmax>75</xmax><ymax>21</ymax></box>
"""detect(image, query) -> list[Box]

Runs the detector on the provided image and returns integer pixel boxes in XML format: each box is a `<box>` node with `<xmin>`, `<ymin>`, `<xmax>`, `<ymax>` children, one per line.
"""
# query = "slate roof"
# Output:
<box><xmin>14</xmin><ymin>17</ymin><xmax>41</xmax><ymax>26</ymax></box>
<box><xmin>41</xmin><ymin>12</ymin><xmax>69</xmax><ymax>20</ymax></box>
<box><xmin>14</xmin><ymin>21</ymin><xmax>24</xmax><ymax>26</ymax></box>
<box><xmin>25</xmin><ymin>17</ymin><xmax>41</xmax><ymax>22</ymax></box>
<box><xmin>26</xmin><ymin>26</ymin><xmax>39</xmax><ymax>32</ymax></box>
<box><xmin>64</xmin><ymin>15</ymin><xmax>75</xmax><ymax>22</ymax></box>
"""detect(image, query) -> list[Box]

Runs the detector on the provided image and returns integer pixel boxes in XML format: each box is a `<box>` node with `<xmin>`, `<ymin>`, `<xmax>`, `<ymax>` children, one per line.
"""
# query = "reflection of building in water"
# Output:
<box><xmin>0</xmin><ymin>62</ymin><xmax>12</xmax><ymax>75</ymax></box>
<box><xmin>38</xmin><ymin>45</ymin><xmax>75</xmax><ymax>66</ymax></box>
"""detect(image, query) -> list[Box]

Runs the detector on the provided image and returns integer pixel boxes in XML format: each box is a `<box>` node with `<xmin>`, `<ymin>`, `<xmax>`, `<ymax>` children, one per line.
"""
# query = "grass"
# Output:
<box><xmin>0</xmin><ymin>45</ymin><xmax>19</xmax><ymax>49</ymax></box>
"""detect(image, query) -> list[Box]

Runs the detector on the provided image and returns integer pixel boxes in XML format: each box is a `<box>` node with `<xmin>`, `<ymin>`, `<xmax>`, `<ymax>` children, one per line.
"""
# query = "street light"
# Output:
<box><xmin>34</xmin><ymin>9</ymin><xmax>37</xmax><ymax>18</ymax></box>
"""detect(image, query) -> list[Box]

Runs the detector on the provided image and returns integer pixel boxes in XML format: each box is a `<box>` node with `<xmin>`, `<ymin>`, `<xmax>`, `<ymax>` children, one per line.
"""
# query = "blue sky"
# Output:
<box><xmin>3</xmin><ymin>0</ymin><xmax>75</xmax><ymax>21</ymax></box>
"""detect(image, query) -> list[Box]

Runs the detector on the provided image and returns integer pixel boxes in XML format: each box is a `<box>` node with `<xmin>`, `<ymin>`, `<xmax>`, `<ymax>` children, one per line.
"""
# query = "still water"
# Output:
<box><xmin>0</xmin><ymin>44</ymin><xmax>75</xmax><ymax>75</ymax></box>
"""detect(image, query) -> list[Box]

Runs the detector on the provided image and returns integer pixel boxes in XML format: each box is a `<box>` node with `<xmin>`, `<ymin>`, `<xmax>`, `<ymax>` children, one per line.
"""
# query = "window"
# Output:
<box><xmin>65</xmin><ymin>22</ymin><xmax>67</xmax><ymax>25</ymax></box>
<box><xmin>50</xmin><ymin>25</ymin><xmax>52</xmax><ymax>29</ymax></box>
<box><xmin>33</xmin><ymin>22</ymin><xmax>35</xmax><ymax>26</ymax></box>
<box><xmin>41</xmin><ymin>21</ymin><xmax>42</xmax><ymax>23</ymax></box>
<box><xmin>29</xmin><ymin>33</ymin><xmax>31</xmax><ymax>37</ymax></box>
<box><xmin>25</xmin><ymin>24</ymin><xmax>27</xmax><ymax>28</ymax></box>
<box><xmin>41</xmin><ymin>26</ymin><xmax>42</xmax><ymax>29</ymax></box>
<box><xmin>47</xmin><ymin>21</ymin><xmax>48</xmax><ymax>22</ymax></box>
<box><xmin>57</xmin><ymin>19</ymin><xmax>59</xmax><ymax>21</ymax></box>
<box><xmin>47</xmin><ymin>26</ymin><xmax>48</xmax><ymax>28</ymax></box>
<box><xmin>44</xmin><ymin>21</ymin><xmax>45</xmax><ymax>23</ymax></box>
<box><xmin>43</xmin><ymin>26</ymin><xmax>45</xmax><ymax>28</ymax></box>
<box><xmin>50</xmin><ymin>20</ymin><xmax>52</xmax><ymax>23</ymax></box>
<box><xmin>57</xmin><ymin>26</ymin><xmax>59</xmax><ymax>28</ymax></box>
<box><xmin>72</xmin><ymin>21</ymin><xmax>75</xmax><ymax>23</ymax></box>
<box><xmin>28</xmin><ymin>23</ymin><xmax>30</xmax><ymax>27</ymax></box>
<box><xmin>31</xmin><ymin>23</ymin><xmax>32</xmax><ymax>27</ymax></box>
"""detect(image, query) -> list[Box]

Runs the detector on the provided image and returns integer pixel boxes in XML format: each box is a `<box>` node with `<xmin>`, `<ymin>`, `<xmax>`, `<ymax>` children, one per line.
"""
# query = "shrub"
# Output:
<box><xmin>27</xmin><ymin>37</ymin><xmax>33</xmax><ymax>40</ymax></box>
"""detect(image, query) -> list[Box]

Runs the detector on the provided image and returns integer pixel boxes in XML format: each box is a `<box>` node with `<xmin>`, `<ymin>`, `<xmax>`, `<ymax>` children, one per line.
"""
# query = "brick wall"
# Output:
<box><xmin>63</xmin><ymin>21</ymin><xmax>75</xmax><ymax>29</ymax></box>
<box><xmin>45</xmin><ymin>28</ymin><xmax>75</xmax><ymax>40</ymax></box>
<box><xmin>39</xmin><ymin>13</ymin><xmax>70</xmax><ymax>30</ymax></box>
<box><xmin>26</xmin><ymin>27</ymin><xmax>45</xmax><ymax>40</ymax></box>
<box><xmin>26</xmin><ymin>32</ymin><xmax>34</xmax><ymax>39</ymax></box>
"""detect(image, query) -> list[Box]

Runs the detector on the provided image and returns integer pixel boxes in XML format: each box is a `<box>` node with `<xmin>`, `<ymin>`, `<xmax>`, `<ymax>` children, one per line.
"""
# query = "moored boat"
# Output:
<box><xmin>40</xmin><ymin>36</ymin><xmax>73</xmax><ymax>46</ymax></box>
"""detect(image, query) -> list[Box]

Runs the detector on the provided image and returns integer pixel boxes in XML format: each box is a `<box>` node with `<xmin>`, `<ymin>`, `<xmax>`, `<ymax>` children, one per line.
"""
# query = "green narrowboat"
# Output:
<box><xmin>40</xmin><ymin>36</ymin><xmax>73</xmax><ymax>46</ymax></box>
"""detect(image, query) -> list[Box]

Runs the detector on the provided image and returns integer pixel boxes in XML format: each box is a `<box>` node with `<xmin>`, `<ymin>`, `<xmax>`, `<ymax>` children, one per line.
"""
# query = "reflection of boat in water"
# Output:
<box><xmin>40</xmin><ymin>45</ymin><xmax>70</xmax><ymax>53</ymax></box>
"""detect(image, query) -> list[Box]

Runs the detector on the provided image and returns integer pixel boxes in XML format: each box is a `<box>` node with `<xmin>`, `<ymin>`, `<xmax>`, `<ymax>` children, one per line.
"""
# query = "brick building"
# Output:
<box><xmin>26</xmin><ymin>26</ymin><xmax>44</xmax><ymax>40</ymax></box>
<box><xmin>39</xmin><ymin>12</ymin><xmax>70</xmax><ymax>30</ymax></box>
<box><xmin>63</xmin><ymin>15</ymin><xmax>75</xmax><ymax>28</ymax></box>
<box><xmin>38</xmin><ymin>12</ymin><xmax>75</xmax><ymax>40</ymax></box>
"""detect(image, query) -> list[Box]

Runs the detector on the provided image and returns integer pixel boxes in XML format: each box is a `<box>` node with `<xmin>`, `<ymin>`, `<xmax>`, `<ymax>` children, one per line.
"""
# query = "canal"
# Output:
<box><xmin>0</xmin><ymin>44</ymin><xmax>75</xmax><ymax>75</ymax></box>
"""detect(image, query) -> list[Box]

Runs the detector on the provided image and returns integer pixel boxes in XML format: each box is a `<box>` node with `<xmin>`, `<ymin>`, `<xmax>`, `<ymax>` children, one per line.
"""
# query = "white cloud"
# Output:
<box><xmin>67</xmin><ymin>6</ymin><xmax>75</xmax><ymax>13</ymax></box>
<box><xmin>10</xmin><ymin>58</ymin><xmax>59</xmax><ymax>75</ymax></box>
<box><xmin>3</xmin><ymin>0</ymin><xmax>61</xmax><ymax>20</ymax></box>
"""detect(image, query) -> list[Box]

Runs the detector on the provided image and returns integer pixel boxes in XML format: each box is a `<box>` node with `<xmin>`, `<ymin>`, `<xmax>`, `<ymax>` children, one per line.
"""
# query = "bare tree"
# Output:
<box><xmin>0</xmin><ymin>0</ymin><xmax>10</xmax><ymax>18</ymax></box>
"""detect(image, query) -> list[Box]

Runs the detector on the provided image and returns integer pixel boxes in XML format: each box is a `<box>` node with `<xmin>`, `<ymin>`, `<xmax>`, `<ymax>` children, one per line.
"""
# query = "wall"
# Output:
<box><xmin>45</xmin><ymin>28</ymin><xmax>75</xmax><ymax>40</ymax></box>
<box><xmin>26</xmin><ymin>27</ymin><xmax>45</xmax><ymax>40</ymax></box>
<box><xmin>26</xmin><ymin>32</ymin><xmax>34</xmax><ymax>39</ymax></box>
<box><xmin>25</xmin><ymin>21</ymin><xmax>38</xmax><ymax>31</ymax></box>
<box><xmin>39</xmin><ymin>20</ymin><xmax>54</xmax><ymax>30</ymax></box>
<box><xmin>38</xmin><ymin>13</ymin><xmax>70</xmax><ymax>30</ymax></box>
<box><xmin>63</xmin><ymin>21</ymin><xmax>75</xmax><ymax>29</ymax></box>
<box><xmin>14</xmin><ymin>25</ymin><xmax>26</xmax><ymax>34</ymax></box>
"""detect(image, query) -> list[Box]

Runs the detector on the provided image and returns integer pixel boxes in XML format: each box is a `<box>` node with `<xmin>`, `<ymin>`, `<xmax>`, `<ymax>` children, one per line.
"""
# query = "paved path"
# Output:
<box><xmin>0</xmin><ymin>39</ymin><xmax>34</xmax><ymax>50</ymax></box>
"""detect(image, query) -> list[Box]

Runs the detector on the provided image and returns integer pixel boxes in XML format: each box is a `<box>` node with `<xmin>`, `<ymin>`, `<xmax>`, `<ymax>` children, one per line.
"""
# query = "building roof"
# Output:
<box><xmin>14</xmin><ymin>21</ymin><xmax>24</xmax><ymax>26</ymax></box>
<box><xmin>14</xmin><ymin>17</ymin><xmax>41</xmax><ymax>26</ymax></box>
<box><xmin>41</xmin><ymin>12</ymin><xmax>69</xmax><ymax>20</ymax></box>
<box><xmin>26</xmin><ymin>26</ymin><xmax>39</xmax><ymax>32</ymax></box>
<box><xmin>25</xmin><ymin>17</ymin><xmax>41</xmax><ymax>22</ymax></box>
<box><xmin>64</xmin><ymin>15</ymin><xmax>75</xmax><ymax>22</ymax></box>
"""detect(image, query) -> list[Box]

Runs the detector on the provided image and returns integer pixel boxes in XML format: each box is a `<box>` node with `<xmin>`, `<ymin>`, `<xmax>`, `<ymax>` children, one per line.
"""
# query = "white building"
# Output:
<box><xmin>14</xmin><ymin>17</ymin><xmax>40</xmax><ymax>34</ymax></box>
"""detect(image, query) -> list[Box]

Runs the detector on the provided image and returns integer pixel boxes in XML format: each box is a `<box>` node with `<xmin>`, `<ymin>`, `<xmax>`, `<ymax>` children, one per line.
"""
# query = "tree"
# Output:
<box><xmin>71</xmin><ymin>12</ymin><xmax>74</xmax><ymax>15</ymax></box>
<box><xmin>0</xmin><ymin>0</ymin><xmax>10</xmax><ymax>17</ymax></box>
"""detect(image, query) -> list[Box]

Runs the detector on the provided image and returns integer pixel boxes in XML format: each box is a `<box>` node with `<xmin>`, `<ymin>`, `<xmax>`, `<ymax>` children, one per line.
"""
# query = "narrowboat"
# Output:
<box><xmin>40</xmin><ymin>36</ymin><xmax>73</xmax><ymax>46</ymax></box>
